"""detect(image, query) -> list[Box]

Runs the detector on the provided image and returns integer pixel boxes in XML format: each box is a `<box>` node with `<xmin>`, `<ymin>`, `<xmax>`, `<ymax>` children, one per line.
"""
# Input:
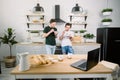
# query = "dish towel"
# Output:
<box><xmin>100</xmin><ymin>60</ymin><xmax>120</xmax><ymax>80</ymax></box>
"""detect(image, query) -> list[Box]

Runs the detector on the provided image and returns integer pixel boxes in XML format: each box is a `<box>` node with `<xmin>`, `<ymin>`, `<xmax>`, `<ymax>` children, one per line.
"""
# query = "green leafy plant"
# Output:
<box><xmin>102</xmin><ymin>8</ymin><xmax>113</xmax><ymax>13</ymax></box>
<box><xmin>101</xmin><ymin>18</ymin><xmax>112</xmax><ymax>22</ymax></box>
<box><xmin>74</xmin><ymin>31</ymin><xmax>78</xmax><ymax>33</ymax></box>
<box><xmin>83</xmin><ymin>33</ymin><xmax>95</xmax><ymax>39</ymax></box>
<box><xmin>30</xmin><ymin>30</ymin><xmax>39</xmax><ymax>33</ymax></box>
<box><xmin>79</xmin><ymin>30</ymin><xmax>87</xmax><ymax>33</ymax></box>
<box><xmin>0</xmin><ymin>28</ymin><xmax>18</xmax><ymax>58</ymax></box>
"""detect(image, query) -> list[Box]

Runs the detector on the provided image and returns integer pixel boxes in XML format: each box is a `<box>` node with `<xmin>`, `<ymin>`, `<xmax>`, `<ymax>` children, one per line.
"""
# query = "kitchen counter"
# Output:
<box><xmin>16</xmin><ymin>42</ymin><xmax>100</xmax><ymax>54</ymax></box>
<box><xmin>16</xmin><ymin>42</ymin><xmax>45</xmax><ymax>46</ymax></box>
<box><xmin>72</xmin><ymin>42</ymin><xmax>100</xmax><ymax>46</ymax></box>
<box><xmin>16</xmin><ymin>42</ymin><xmax>100</xmax><ymax>46</ymax></box>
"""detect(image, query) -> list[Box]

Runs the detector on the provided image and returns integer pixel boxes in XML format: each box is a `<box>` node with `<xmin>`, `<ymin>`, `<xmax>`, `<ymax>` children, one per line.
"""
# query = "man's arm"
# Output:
<box><xmin>69</xmin><ymin>32</ymin><xmax>74</xmax><ymax>41</ymax></box>
<box><xmin>59</xmin><ymin>31</ymin><xmax>65</xmax><ymax>40</ymax></box>
<box><xmin>54</xmin><ymin>31</ymin><xmax>58</xmax><ymax>38</ymax></box>
<box><xmin>69</xmin><ymin>36</ymin><xmax>73</xmax><ymax>41</ymax></box>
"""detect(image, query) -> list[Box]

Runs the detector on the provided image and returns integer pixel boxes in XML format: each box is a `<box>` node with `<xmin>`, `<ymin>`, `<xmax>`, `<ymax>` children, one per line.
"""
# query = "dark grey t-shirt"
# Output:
<box><xmin>43</xmin><ymin>26</ymin><xmax>57</xmax><ymax>46</ymax></box>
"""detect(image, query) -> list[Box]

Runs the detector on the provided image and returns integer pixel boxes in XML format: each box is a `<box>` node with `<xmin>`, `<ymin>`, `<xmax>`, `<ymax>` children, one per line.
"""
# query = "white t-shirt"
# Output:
<box><xmin>60</xmin><ymin>30</ymin><xmax>74</xmax><ymax>47</ymax></box>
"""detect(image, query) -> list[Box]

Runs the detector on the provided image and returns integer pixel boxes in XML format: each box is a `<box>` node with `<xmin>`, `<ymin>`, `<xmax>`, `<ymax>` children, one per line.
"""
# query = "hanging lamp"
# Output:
<box><xmin>33</xmin><ymin>3</ymin><xmax>44</xmax><ymax>13</ymax></box>
<box><xmin>71</xmin><ymin>3</ymin><xmax>83</xmax><ymax>14</ymax></box>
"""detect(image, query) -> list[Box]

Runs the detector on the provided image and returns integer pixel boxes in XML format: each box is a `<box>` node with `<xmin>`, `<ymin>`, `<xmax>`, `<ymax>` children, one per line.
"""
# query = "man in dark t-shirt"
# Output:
<box><xmin>42</xmin><ymin>19</ymin><xmax>58</xmax><ymax>54</ymax></box>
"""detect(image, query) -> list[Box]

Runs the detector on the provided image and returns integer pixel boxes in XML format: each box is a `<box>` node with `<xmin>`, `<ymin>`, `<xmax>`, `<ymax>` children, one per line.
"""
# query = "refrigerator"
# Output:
<box><xmin>0</xmin><ymin>61</ymin><xmax>1</xmax><ymax>74</ymax></box>
<box><xmin>96</xmin><ymin>27</ymin><xmax>120</xmax><ymax>65</ymax></box>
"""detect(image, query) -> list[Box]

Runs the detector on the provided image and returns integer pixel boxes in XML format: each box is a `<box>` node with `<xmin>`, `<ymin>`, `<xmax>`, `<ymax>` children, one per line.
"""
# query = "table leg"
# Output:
<box><xmin>106</xmin><ymin>74</ymin><xmax>113</xmax><ymax>80</ymax></box>
<box><xmin>14</xmin><ymin>75</ymin><xmax>16</xmax><ymax>80</ymax></box>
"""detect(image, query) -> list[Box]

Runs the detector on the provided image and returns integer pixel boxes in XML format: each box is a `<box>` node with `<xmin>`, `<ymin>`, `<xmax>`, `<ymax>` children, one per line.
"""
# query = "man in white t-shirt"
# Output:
<box><xmin>59</xmin><ymin>23</ymin><xmax>74</xmax><ymax>54</ymax></box>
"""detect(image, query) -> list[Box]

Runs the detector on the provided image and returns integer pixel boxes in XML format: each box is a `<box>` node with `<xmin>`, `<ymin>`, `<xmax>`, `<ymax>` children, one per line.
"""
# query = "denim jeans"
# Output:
<box><xmin>62</xmin><ymin>46</ymin><xmax>74</xmax><ymax>54</ymax></box>
<box><xmin>45</xmin><ymin>45</ymin><xmax>56</xmax><ymax>54</ymax></box>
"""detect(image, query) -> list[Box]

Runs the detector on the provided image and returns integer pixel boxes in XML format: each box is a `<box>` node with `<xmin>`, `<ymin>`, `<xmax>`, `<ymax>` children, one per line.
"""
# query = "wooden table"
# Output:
<box><xmin>11</xmin><ymin>54</ymin><xmax>113</xmax><ymax>80</ymax></box>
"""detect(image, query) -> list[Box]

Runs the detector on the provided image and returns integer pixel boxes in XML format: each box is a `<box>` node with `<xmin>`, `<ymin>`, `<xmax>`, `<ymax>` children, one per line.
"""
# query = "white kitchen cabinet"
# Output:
<box><xmin>72</xmin><ymin>43</ymin><xmax>101</xmax><ymax>54</ymax></box>
<box><xmin>16</xmin><ymin>43</ymin><xmax>46</xmax><ymax>54</ymax></box>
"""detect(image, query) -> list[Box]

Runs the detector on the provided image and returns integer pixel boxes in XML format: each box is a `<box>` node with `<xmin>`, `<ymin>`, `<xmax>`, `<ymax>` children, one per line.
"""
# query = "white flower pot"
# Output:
<box><xmin>102</xmin><ymin>22</ymin><xmax>111</xmax><ymax>26</ymax></box>
<box><xmin>102</xmin><ymin>12</ymin><xmax>112</xmax><ymax>16</ymax></box>
<box><xmin>84</xmin><ymin>39</ymin><xmax>94</xmax><ymax>43</ymax></box>
<box><xmin>74</xmin><ymin>33</ymin><xmax>80</xmax><ymax>36</ymax></box>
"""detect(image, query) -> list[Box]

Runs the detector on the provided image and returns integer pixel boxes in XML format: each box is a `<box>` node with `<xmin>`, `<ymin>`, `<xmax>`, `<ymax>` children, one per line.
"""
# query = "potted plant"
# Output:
<box><xmin>102</xmin><ymin>8</ymin><xmax>113</xmax><ymax>16</ymax></box>
<box><xmin>101</xmin><ymin>18</ymin><xmax>112</xmax><ymax>26</ymax></box>
<box><xmin>83</xmin><ymin>33</ymin><xmax>95</xmax><ymax>42</ymax></box>
<box><xmin>74</xmin><ymin>31</ymin><xmax>79</xmax><ymax>36</ymax></box>
<box><xmin>79</xmin><ymin>30</ymin><xmax>87</xmax><ymax>33</ymax></box>
<box><xmin>0</xmin><ymin>28</ymin><xmax>18</xmax><ymax>68</ymax></box>
<box><xmin>79</xmin><ymin>30</ymin><xmax>87</xmax><ymax>36</ymax></box>
<box><xmin>30</xmin><ymin>30</ymin><xmax>40</xmax><ymax>37</ymax></box>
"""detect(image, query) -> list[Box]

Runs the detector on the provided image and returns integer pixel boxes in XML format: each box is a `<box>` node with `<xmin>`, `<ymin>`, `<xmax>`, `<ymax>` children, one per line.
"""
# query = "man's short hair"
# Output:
<box><xmin>65</xmin><ymin>23</ymin><xmax>72</xmax><ymax>28</ymax></box>
<box><xmin>50</xmin><ymin>19</ymin><xmax>56</xmax><ymax>23</ymax></box>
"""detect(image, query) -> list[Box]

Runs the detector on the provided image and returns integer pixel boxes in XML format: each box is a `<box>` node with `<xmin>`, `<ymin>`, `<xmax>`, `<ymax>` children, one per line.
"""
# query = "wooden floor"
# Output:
<box><xmin>0</xmin><ymin>62</ymin><xmax>15</xmax><ymax>80</ymax></box>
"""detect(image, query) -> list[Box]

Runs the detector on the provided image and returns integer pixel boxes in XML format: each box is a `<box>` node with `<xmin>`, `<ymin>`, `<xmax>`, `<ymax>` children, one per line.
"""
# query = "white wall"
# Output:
<box><xmin>0</xmin><ymin>0</ymin><xmax>120</xmax><ymax>59</ymax></box>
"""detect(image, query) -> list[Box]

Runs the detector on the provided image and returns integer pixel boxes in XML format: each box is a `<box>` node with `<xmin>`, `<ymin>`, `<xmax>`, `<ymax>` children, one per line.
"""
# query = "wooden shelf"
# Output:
<box><xmin>70</xmin><ymin>22</ymin><xmax>87</xmax><ymax>28</ymax></box>
<box><xmin>27</xmin><ymin>29</ymin><xmax>44</xmax><ymax>32</ymax></box>
<box><xmin>27</xmin><ymin>23</ymin><xmax>45</xmax><ymax>28</ymax></box>
<box><xmin>69</xmin><ymin>14</ymin><xmax>88</xmax><ymax>29</ymax></box>
<box><xmin>69</xmin><ymin>14</ymin><xmax>87</xmax><ymax>17</ymax></box>
<box><xmin>26</xmin><ymin>13</ymin><xmax>45</xmax><ymax>28</ymax></box>
<box><xmin>26</xmin><ymin>14</ymin><xmax>45</xmax><ymax>16</ymax></box>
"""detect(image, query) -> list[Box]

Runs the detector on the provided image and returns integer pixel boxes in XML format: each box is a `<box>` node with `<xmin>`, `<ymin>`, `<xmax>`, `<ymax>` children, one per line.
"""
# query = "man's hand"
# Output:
<box><xmin>54</xmin><ymin>31</ymin><xmax>58</xmax><ymax>35</ymax></box>
<box><xmin>62</xmin><ymin>30</ymin><xmax>65</xmax><ymax>35</ymax></box>
<box><xmin>42</xmin><ymin>29</ymin><xmax>55</xmax><ymax>38</ymax></box>
<box><xmin>59</xmin><ymin>30</ymin><xmax>65</xmax><ymax>40</ymax></box>
<box><xmin>49</xmin><ymin>29</ymin><xmax>54</xmax><ymax>33</ymax></box>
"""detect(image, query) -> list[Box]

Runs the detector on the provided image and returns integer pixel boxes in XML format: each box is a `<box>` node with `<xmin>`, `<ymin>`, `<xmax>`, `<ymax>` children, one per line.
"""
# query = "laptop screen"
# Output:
<box><xmin>86</xmin><ymin>48</ymin><xmax>100</xmax><ymax>70</ymax></box>
<box><xmin>71</xmin><ymin>48</ymin><xmax>100</xmax><ymax>71</ymax></box>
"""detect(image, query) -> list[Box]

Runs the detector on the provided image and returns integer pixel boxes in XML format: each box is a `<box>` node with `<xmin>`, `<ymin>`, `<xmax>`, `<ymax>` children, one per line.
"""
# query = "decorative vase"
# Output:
<box><xmin>4</xmin><ymin>56</ymin><xmax>16</xmax><ymax>68</ymax></box>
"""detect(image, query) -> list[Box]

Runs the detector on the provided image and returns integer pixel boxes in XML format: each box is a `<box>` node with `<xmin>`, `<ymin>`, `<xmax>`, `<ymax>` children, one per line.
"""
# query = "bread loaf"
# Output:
<box><xmin>37</xmin><ymin>55</ymin><xmax>46</xmax><ymax>64</ymax></box>
<box><xmin>30</xmin><ymin>55</ymin><xmax>55</xmax><ymax>67</ymax></box>
<box><xmin>33</xmin><ymin>55</ymin><xmax>42</xmax><ymax>65</ymax></box>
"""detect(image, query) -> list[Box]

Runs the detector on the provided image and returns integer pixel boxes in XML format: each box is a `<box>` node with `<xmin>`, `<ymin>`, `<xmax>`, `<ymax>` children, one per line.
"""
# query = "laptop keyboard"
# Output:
<box><xmin>78</xmin><ymin>62</ymin><xmax>87</xmax><ymax>68</ymax></box>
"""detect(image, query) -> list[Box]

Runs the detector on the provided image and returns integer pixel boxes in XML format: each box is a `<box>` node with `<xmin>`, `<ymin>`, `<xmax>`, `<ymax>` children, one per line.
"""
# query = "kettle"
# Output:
<box><xmin>17</xmin><ymin>52</ymin><xmax>30</xmax><ymax>71</ymax></box>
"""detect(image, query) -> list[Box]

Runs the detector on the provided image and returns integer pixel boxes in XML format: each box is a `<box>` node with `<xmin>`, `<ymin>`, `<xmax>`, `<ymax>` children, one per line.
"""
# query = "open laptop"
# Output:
<box><xmin>71</xmin><ymin>48</ymin><xmax>100</xmax><ymax>71</ymax></box>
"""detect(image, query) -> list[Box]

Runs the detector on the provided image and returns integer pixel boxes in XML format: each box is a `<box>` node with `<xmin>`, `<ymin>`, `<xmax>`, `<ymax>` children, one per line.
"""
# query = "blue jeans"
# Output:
<box><xmin>62</xmin><ymin>46</ymin><xmax>74</xmax><ymax>54</ymax></box>
<box><xmin>45</xmin><ymin>45</ymin><xmax>56</xmax><ymax>54</ymax></box>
